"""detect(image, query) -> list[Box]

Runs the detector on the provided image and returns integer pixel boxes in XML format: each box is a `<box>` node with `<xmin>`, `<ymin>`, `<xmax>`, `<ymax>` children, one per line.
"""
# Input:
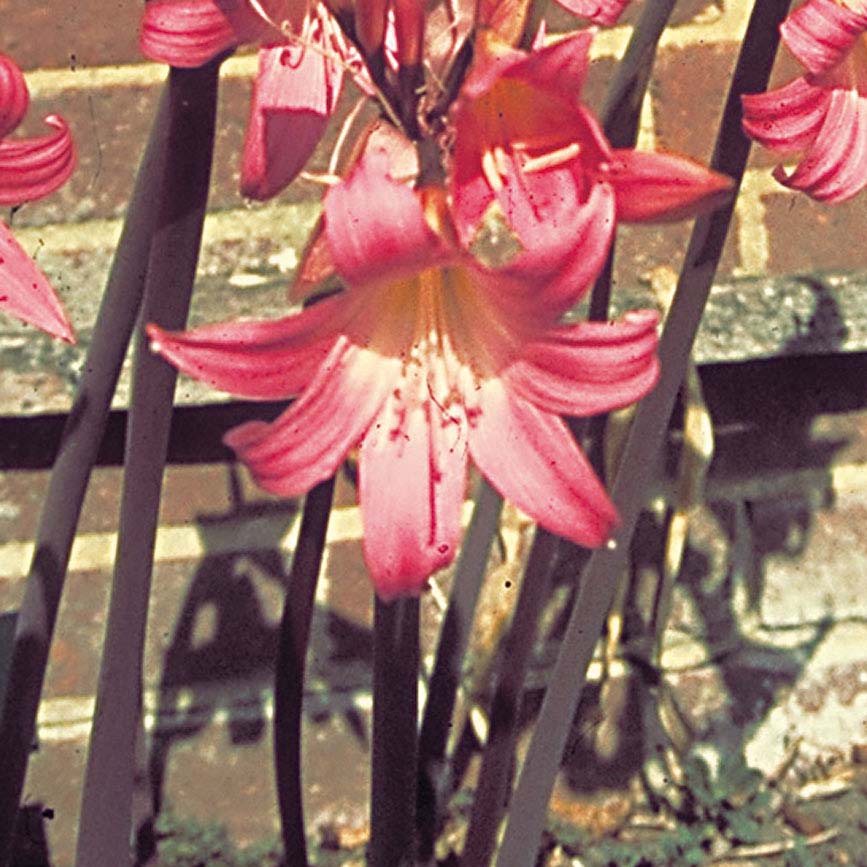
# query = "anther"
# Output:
<box><xmin>521</xmin><ymin>142</ymin><xmax>582</xmax><ymax>174</ymax></box>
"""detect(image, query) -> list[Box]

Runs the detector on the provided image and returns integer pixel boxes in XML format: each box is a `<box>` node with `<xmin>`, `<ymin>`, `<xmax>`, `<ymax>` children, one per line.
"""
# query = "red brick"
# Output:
<box><xmin>0</xmin><ymin>0</ymin><xmax>143</xmax><ymax>71</ymax></box>
<box><xmin>763</xmin><ymin>191</ymin><xmax>867</xmax><ymax>275</ymax></box>
<box><xmin>613</xmin><ymin>206</ymin><xmax>741</xmax><ymax>289</ymax></box>
<box><xmin>651</xmin><ymin>42</ymin><xmax>739</xmax><ymax>164</ymax></box>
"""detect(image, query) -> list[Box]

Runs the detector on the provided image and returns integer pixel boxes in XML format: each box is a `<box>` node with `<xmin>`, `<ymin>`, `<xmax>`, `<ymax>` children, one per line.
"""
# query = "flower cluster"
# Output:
<box><xmin>142</xmin><ymin>0</ymin><xmax>733</xmax><ymax>597</ymax></box>
<box><xmin>0</xmin><ymin>53</ymin><xmax>75</xmax><ymax>342</ymax></box>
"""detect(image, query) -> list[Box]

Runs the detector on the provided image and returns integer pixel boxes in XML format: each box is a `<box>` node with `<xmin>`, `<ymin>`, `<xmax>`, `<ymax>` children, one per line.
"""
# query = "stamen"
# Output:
<box><xmin>299</xmin><ymin>171</ymin><xmax>343</xmax><ymax>185</ymax></box>
<box><xmin>492</xmin><ymin>146</ymin><xmax>511</xmax><ymax>176</ymax></box>
<box><xmin>481</xmin><ymin>149</ymin><xmax>505</xmax><ymax>193</ymax></box>
<box><xmin>521</xmin><ymin>142</ymin><xmax>582</xmax><ymax>174</ymax></box>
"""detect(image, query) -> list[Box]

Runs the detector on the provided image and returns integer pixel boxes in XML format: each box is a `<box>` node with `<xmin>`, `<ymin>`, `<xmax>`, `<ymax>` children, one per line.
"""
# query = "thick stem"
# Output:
<box><xmin>369</xmin><ymin>596</ymin><xmax>420</xmax><ymax>867</ymax></box>
<box><xmin>460</xmin><ymin>527</ymin><xmax>560</xmax><ymax>867</ymax></box>
<box><xmin>0</xmin><ymin>75</ymin><xmax>173</xmax><ymax>867</ymax></box>
<box><xmin>273</xmin><ymin>477</ymin><xmax>335</xmax><ymax>867</ymax></box>
<box><xmin>417</xmin><ymin>479</ymin><xmax>503</xmax><ymax>860</ymax></box>
<box><xmin>75</xmin><ymin>61</ymin><xmax>220</xmax><ymax>867</ymax></box>
<box><xmin>495</xmin><ymin>4</ymin><xmax>792</xmax><ymax>864</ymax></box>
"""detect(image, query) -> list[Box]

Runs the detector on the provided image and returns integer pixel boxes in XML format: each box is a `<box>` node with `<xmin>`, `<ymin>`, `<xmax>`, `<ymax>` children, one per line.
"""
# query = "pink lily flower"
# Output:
<box><xmin>140</xmin><ymin>0</ymin><xmax>360</xmax><ymax>199</ymax></box>
<box><xmin>148</xmin><ymin>150</ymin><xmax>661</xmax><ymax>600</ymax></box>
<box><xmin>742</xmin><ymin>0</ymin><xmax>867</xmax><ymax>202</ymax></box>
<box><xmin>450</xmin><ymin>30</ymin><xmax>733</xmax><ymax>314</ymax></box>
<box><xmin>0</xmin><ymin>54</ymin><xmax>75</xmax><ymax>342</ymax></box>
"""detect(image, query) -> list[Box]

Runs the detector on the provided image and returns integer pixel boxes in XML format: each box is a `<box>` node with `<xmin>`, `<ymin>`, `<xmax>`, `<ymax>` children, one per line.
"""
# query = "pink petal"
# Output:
<box><xmin>468</xmin><ymin>381</ymin><xmax>617</xmax><ymax>547</ymax></box>
<box><xmin>0</xmin><ymin>115</ymin><xmax>75</xmax><ymax>205</ymax></box>
<box><xmin>324</xmin><ymin>152</ymin><xmax>450</xmax><ymax>287</ymax></box>
<box><xmin>224</xmin><ymin>339</ymin><xmax>396</xmax><ymax>496</ymax></box>
<box><xmin>0</xmin><ymin>55</ymin><xmax>28</xmax><ymax>139</ymax></box>
<box><xmin>776</xmin><ymin>86</ymin><xmax>867</xmax><ymax>202</ymax></box>
<box><xmin>476</xmin><ymin>0</ymin><xmax>537</xmax><ymax>46</ymax></box>
<box><xmin>781</xmin><ymin>0</ymin><xmax>867</xmax><ymax>78</ymax></box>
<box><xmin>359</xmin><ymin>373</ymin><xmax>469</xmax><ymax>600</ymax></box>
<box><xmin>741</xmin><ymin>76</ymin><xmax>831</xmax><ymax>155</ymax></box>
<box><xmin>512</xmin><ymin>28</ymin><xmax>595</xmax><ymax>94</ymax></box>
<box><xmin>463</xmin><ymin>28</ymin><xmax>596</xmax><ymax>102</ymax></box>
<box><xmin>503</xmin><ymin>179</ymin><xmax>616</xmax><ymax>316</ymax></box>
<box><xmin>146</xmin><ymin>294</ymin><xmax>344</xmax><ymax>400</ymax></box>
<box><xmin>0</xmin><ymin>220</ymin><xmax>75</xmax><ymax>342</ymax></box>
<box><xmin>140</xmin><ymin>0</ymin><xmax>265</xmax><ymax>67</ymax></box>
<box><xmin>606</xmin><ymin>149</ymin><xmax>734</xmax><ymax>222</ymax></box>
<box><xmin>505</xmin><ymin>309</ymin><xmax>659</xmax><ymax>416</ymax></box>
<box><xmin>289</xmin><ymin>215</ymin><xmax>336</xmax><ymax>301</ymax></box>
<box><xmin>550</xmin><ymin>0</ymin><xmax>631</xmax><ymax>25</ymax></box>
<box><xmin>241</xmin><ymin>42</ymin><xmax>344</xmax><ymax>200</ymax></box>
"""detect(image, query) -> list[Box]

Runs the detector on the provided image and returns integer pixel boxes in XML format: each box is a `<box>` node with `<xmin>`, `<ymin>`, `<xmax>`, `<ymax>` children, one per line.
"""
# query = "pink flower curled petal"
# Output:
<box><xmin>224</xmin><ymin>338</ymin><xmax>398</xmax><ymax>497</ymax></box>
<box><xmin>468</xmin><ymin>381</ymin><xmax>618</xmax><ymax>548</ymax></box>
<box><xmin>325</xmin><ymin>151</ymin><xmax>452</xmax><ymax>288</ymax></box>
<box><xmin>548</xmin><ymin>0</ymin><xmax>631</xmax><ymax>25</ymax></box>
<box><xmin>504</xmin><ymin>310</ymin><xmax>660</xmax><ymax>417</ymax></box>
<box><xmin>741</xmin><ymin>77</ymin><xmax>832</xmax><ymax>155</ymax></box>
<box><xmin>360</xmin><ymin>368</ymin><xmax>469</xmax><ymax>600</ymax></box>
<box><xmin>0</xmin><ymin>54</ymin><xmax>75</xmax><ymax>341</ymax></box>
<box><xmin>140</xmin><ymin>0</ymin><xmax>269</xmax><ymax>66</ymax></box>
<box><xmin>241</xmin><ymin>39</ymin><xmax>344</xmax><ymax>200</ymax></box>
<box><xmin>0</xmin><ymin>222</ymin><xmax>75</xmax><ymax>342</ymax></box>
<box><xmin>0</xmin><ymin>115</ymin><xmax>75</xmax><ymax>206</ymax></box>
<box><xmin>145</xmin><ymin>293</ymin><xmax>343</xmax><ymax>399</ymax></box>
<box><xmin>605</xmin><ymin>150</ymin><xmax>734</xmax><ymax>222</ymax></box>
<box><xmin>776</xmin><ymin>86</ymin><xmax>867</xmax><ymax>202</ymax></box>
<box><xmin>742</xmin><ymin>0</ymin><xmax>867</xmax><ymax>202</ymax></box>
<box><xmin>781</xmin><ymin>0</ymin><xmax>867</xmax><ymax>77</ymax></box>
<box><xmin>0</xmin><ymin>54</ymin><xmax>28</xmax><ymax>139</ymax></box>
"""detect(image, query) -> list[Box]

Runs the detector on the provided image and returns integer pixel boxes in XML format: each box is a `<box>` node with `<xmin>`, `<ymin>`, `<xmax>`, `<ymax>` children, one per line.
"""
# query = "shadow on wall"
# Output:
<box><xmin>136</xmin><ymin>465</ymin><xmax>374</xmax><ymax>864</ymax></box>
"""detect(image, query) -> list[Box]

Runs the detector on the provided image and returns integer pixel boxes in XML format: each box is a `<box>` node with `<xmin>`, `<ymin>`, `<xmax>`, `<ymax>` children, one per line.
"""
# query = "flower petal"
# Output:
<box><xmin>324</xmin><ymin>152</ymin><xmax>450</xmax><ymax>287</ymax></box>
<box><xmin>503</xmin><ymin>179</ymin><xmax>616</xmax><ymax>316</ymax></box>
<box><xmin>147</xmin><ymin>294</ymin><xmax>344</xmax><ymax>400</ymax></box>
<box><xmin>606</xmin><ymin>149</ymin><xmax>734</xmax><ymax>222</ymax></box>
<box><xmin>550</xmin><ymin>0</ymin><xmax>631</xmax><ymax>25</ymax></box>
<box><xmin>741</xmin><ymin>76</ymin><xmax>831</xmax><ymax>155</ymax></box>
<box><xmin>241</xmin><ymin>41</ymin><xmax>344</xmax><ymax>200</ymax></box>
<box><xmin>0</xmin><ymin>115</ymin><xmax>75</xmax><ymax>205</ymax></box>
<box><xmin>359</xmin><ymin>373</ymin><xmax>468</xmax><ymax>600</ymax></box>
<box><xmin>0</xmin><ymin>220</ymin><xmax>75</xmax><ymax>342</ymax></box>
<box><xmin>781</xmin><ymin>0</ymin><xmax>867</xmax><ymax>78</ymax></box>
<box><xmin>505</xmin><ymin>309</ymin><xmax>659</xmax><ymax>416</ymax></box>
<box><xmin>0</xmin><ymin>55</ymin><xmax>28</xmax><ymax>140</ymax></box>
<box><xmin>468</xmin><ymin>381</ymin><xmax>617</xmax><ymax>547</ymax></box>
<box><xmin>140</xmin><ymin>0</ymin><xmax>265</xmax><ymax>67</ymax></box>
<box><xmin>224</xmin><ymin>339</ymin><xmax>396</xmax><ymax>496</ymax></box>
<box><xmin>776</xmin><ymin>86</ymin><xmax>867</xmax><ymax>202</ymax></box>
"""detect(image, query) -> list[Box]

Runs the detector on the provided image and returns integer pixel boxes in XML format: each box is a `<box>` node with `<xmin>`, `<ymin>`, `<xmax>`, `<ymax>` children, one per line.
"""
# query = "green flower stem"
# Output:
<box><xmin>460</xmin><ymin>526</ymin><xmax>560</xmax><ymax>867</ymax></box>
<box><xmin>75</xmin><ymin>61</ymin><xmax>220</xmax><ymax>867</ymax></box>
<box><xmin>273</xmin><ymin>477</ymin><xmax>335</xmax><ymax>867</ymax></box>
<box><xmin>0</xmin><ymin>75</ymin><xmax>173</xmax><ymax>867</ymax></box>
<box><xmin>495</xmin><ymin>3</ymin><xmax>792</xmax><ymax>864</ymax></box>
<box><xmin>417</xmin><ymin>478</ymin><xmax>504</xmax><ymax>860</ymax></box>
<box><xmin>370</xmin><ymin>595</ymin><xmax>420</xmax><ymax>867</ymax></box>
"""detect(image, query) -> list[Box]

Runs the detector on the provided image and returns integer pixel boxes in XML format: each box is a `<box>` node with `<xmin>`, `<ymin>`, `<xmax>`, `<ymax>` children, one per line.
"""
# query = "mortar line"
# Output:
<box><xmin>0</xmin><ymin>501</ymin><xmax>477</xmax><ymax>580</ymax></box>
<box><xmin>734</xmin><ymin>164</ymin><xmax>795</xmax><ymax>276</ymax></box>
